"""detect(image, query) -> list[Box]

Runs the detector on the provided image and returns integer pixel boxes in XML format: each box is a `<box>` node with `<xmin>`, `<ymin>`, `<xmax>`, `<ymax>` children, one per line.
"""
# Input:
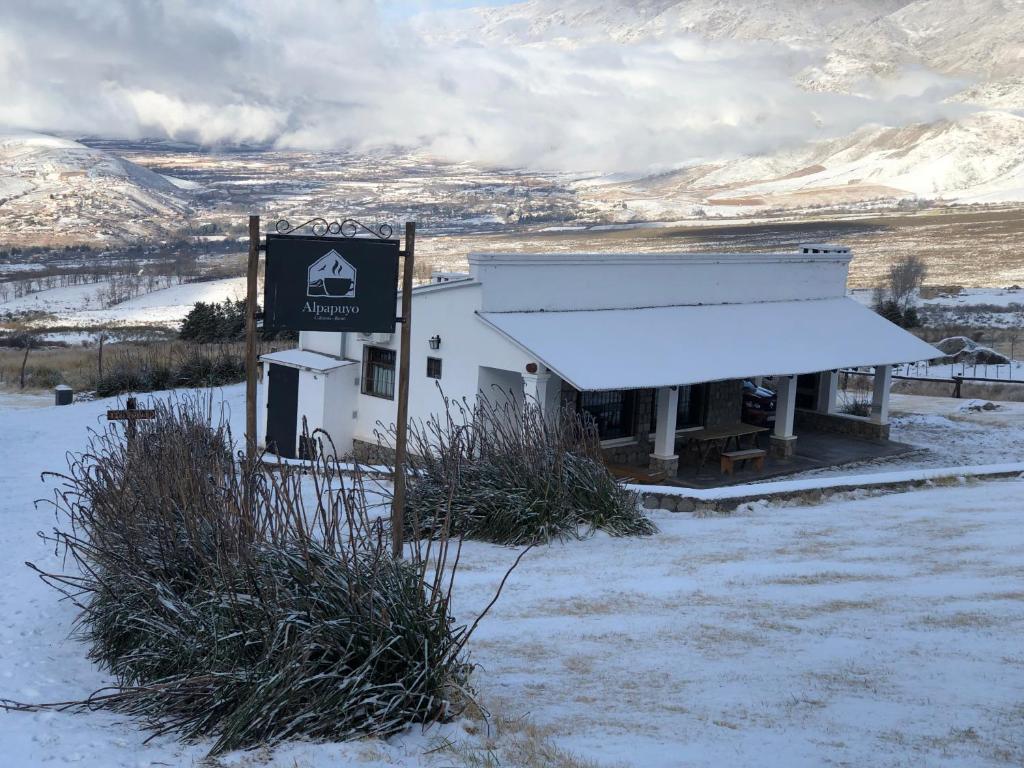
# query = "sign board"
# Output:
<box><xmin>107</xmin><ymin>408</ymin><xmax>157</xmax><ymax>421</ymax></box>
<box><xmin>263</xmin><ymin>234</ymin><xmax>400</xmax><ymax>332</ymax></box>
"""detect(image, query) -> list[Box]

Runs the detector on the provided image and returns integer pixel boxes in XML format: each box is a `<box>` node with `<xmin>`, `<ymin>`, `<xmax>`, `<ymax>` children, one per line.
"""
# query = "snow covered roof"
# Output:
<box><xmin>259</xmin><ymin>349</ymin><xmax>356</xmax><ymax>372</ymax></box>
<box><xmin>478</xmin><ymin>297</ymin><xmax>942</xmax><ymax>391</ymax></box>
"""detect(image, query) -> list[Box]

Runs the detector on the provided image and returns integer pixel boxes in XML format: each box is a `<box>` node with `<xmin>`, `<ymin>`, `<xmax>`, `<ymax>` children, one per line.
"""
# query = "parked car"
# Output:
<box><xmin>742</xmin><ymin>379</ymin><xmax>776</xmax><ymax>426</ymax></box>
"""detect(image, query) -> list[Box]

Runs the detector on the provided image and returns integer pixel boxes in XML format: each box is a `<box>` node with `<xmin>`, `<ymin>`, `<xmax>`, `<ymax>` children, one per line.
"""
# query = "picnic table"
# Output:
<box><xmin>678</xmin><ymin>423</ymin><xmax>769</xmax><ymax>473</ymax></box>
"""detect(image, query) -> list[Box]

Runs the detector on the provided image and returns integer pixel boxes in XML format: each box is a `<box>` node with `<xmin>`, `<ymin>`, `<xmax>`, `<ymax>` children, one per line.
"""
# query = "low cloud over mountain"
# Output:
<box><xmin>2</xmin><ymin>0</ymin><xmax>1007</xmax><ymax>174</ymax></box>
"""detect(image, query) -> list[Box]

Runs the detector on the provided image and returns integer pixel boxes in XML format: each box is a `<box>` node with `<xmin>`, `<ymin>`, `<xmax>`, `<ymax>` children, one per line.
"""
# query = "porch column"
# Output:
<box><xmin>870</xmin><ymin>365</ymin><xmax>893</xmax><ymax>425</ymax></box>
<box><xmin>649</xmin><ymin>386</ymin><xmax>679</xmax><ymax>475</ymax></box>
<box><xmin>817</xmin><ymin>370</ymin><xmax>839</xmax><ymax>414</ymax></box>
<box><xmin>522</xmin><ymin>371</ymin><xmax>554</xmax><ymax>420</ymax></box>
<box><xmin>770</xmin><ymin>375</ymin><xmax>798</xmax><ymax>458</ymax></box>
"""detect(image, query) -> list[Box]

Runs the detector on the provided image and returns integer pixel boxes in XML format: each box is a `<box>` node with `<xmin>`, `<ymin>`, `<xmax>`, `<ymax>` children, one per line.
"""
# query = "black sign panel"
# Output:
<box><xmin>263</xmin><ymin>234</ymin><xmax>400</xmax><ymax>333</ymax></box>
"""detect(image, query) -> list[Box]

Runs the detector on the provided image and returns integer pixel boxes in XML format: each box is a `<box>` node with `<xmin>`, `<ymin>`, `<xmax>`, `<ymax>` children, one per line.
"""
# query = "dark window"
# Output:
<box><xmin>796</xmin><ymin>373</ymin><xmax>820</xmax><ymax>410</ymax></box>
<box><xmin>427</xmin><ymin>357</ymin><xmax>442</xmax><ymax>379</ymax></box>
<box><xmin>578</xmin><ymin>390</ymin><xmax>635</xmax><ymax>440</ymax></box>
<box><xmin>677</xmin><ymin>384</ymin><xmax>706</xmax><ymax>428</ymax></box>
<box><xmin>362</xmin><ymin>346</ymin><xmax>396</xmax><ymax>399</ymax></box>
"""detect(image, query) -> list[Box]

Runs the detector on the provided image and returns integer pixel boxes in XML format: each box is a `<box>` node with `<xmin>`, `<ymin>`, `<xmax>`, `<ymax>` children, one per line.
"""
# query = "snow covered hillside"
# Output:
<box><xmin>601</xmin><ymin>111</ymin><xmax>1024</xmax><ymax>213</ymax></box>
<box><xmin>2</xmin><ymin>386</ymin><xmax>1024</xmax><ymax>766</ymax></box>
<box><xmin>0</xmin><ymin>275</ymin><xmax>246</xmax><ymax>329</ymax></box>
<box><xmin>0</xmin><ymin>132</ymin><xmax>195</xmax><ymax>244</ymax></box>
<box><xmin>427</xmin><ymin>0</ymin><xmax>1024</xmax><ymax>211</ymax></box>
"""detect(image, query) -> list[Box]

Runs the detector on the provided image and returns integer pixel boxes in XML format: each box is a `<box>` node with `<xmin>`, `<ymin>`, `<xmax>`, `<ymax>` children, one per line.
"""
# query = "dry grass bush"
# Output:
<box><xmin>7</xmin><ymin>396</ymin><xmax>508</xmax><ymax>756</ymax></box>
<box><xmin>377</xmin><ymin>391</ymin><xmax>656</xmax><ymax>546</ymax></box>
<box><xmin>94</xmin><ymin>344</ymin><xmax>247</xmax><ymax>396</ymax></box>
<box><xmin>0</xmin><ymin>340</ymin><xmax>254</xmax><ymax>395</ymax></box>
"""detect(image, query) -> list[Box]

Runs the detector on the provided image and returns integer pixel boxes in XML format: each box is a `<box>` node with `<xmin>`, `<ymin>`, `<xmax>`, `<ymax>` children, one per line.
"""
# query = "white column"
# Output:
<box><xmin>522</xmin><ymin>372</ymin><xmax>553</xmax><ymax>417</ymax></box>
<box><xmin>817</xmin><ymin>370</ymin><xmax>839</xmax><ymax>414</ymax></box>
<box><xmin>871</xmin><ymin>365</ymin><xmax>893</xmax><ymax>425</ymax></box>
<box><xmin>773</xmin><ymin>375</ymin><xmax>797</xmax><ymax>439</ymax></box>
<box><xmin>651</xmin><ymin>386</ymin><xmax>680</xmax><ymax>460</ymax></box>
<box><xmin>771</xmin><ymin>375</ymin><xmax>798</xmax><ymax>458</ymax></box>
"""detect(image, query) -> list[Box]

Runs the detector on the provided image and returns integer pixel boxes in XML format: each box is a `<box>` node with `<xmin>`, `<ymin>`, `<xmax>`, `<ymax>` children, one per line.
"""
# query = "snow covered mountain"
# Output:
<box><xmin>425</xmin><ymin>0</ymin><xmax>1024</xmax><ymax>211</ymax></box>
<box><xmin>432</xmin><ymin>0</ymin><xmax>1024</xmax><ymax>99</ymax></box>
<box><xmin>0</xmin><ymin>132</ymin><xmax>195</xmax><ymax>244</ymax></box>
<box><xmin>608</xmin><ymin>110</ymin><xmax>1024</xmax><ymax>213</ymax></box>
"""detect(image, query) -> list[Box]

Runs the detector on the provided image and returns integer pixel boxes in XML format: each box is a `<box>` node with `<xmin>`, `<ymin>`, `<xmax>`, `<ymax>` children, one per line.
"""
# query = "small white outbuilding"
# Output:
<box><xmin>257</xmin><ymin>244</ymin><xmax>939</xmax><ymax>475</ymax></box>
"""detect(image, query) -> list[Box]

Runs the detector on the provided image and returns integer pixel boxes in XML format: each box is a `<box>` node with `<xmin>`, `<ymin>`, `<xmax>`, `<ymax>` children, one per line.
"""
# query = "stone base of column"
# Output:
<box><xmin>649</xmin><ymin>453</ymin><xmax>679</xmax><ymax>476</ymax></box>
<box><xmin>769</xmin><ymin>435</ymin><xmax>798</xmax><ymax>459</ymax></box>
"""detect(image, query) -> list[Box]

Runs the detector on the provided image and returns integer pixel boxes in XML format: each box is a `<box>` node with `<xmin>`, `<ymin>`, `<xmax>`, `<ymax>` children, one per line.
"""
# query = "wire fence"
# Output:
<box><xmin>892</xmin><ymin>359</ymin><xmax>1024</xmax><ymax>382</ymax></box>
<box><xmin>841</xmin><ymin>365</ymin><xmax>1024</xmax><ymax>399</ymax></box>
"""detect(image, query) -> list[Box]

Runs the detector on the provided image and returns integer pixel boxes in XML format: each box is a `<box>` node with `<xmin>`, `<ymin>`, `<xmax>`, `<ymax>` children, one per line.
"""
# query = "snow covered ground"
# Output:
<box><xmin>850</xmin><ymin>287</ymin><xmax>1024</xmax><ymax>329</ymax></box>
<box><xmin>1</xmin><ymin>276</ymin><xmax>247</xmax><ymax>329</ymax></box>
<box><xmin>2</xmin><ymin>386</ymin><xmax>1023</xmax><ymax>766</ymax></box>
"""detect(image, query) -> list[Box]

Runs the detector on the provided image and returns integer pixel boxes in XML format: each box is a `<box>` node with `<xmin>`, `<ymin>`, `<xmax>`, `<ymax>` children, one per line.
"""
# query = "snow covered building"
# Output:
<box><xmin>257</xmin><ymin>245</ymin><xmax>939</xmax><ymax>476</ymax></box>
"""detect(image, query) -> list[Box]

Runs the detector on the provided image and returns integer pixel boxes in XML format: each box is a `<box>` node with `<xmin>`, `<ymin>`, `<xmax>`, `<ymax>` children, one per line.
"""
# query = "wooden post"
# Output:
<box><xmin>245</xmin><ymin>215</ymin><xmax>260</xmax><ymax>463</ymax></box>
<box><xmin>97</xmin><ymin>332</ymin><xmax>105</xmax><ymax>381</ymax></box>
<box><xmin>391</xmin><ymin>222</ymin><xmax>416</xmax><ymax>559</ymax></box>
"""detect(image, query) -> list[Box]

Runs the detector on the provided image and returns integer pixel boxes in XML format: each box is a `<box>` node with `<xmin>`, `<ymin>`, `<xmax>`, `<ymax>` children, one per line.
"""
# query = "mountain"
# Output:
<box><xmin>432</xmin><ymin>0</ymin><xmax>1023</xmax><ymax>94</ymax></box>
<box><xmin>423</xmin><ymin>0</ymin><xmax>1024</xmax><ymax>211</ymax></box>
<box><xmin>0</xmin><ymin>132</ymin><xmax>196</xmax><ymax>245</ymax></box>
<box><xmin>588</xmin><ymin>110</ymin><xmax>1024</xmax><ymax>218</ymax></box>
<box><xmin>423</xmin><ymin>0</ymin><xmax>912</xmax><ymax>48</ymax></box>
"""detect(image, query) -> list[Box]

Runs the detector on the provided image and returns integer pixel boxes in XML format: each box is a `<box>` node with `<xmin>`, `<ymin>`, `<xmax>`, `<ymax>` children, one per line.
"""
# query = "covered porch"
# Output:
<box><xmin>479</xmin><ymin>296</ymin><xmax>939</xmax><ymax>486</ymax></box>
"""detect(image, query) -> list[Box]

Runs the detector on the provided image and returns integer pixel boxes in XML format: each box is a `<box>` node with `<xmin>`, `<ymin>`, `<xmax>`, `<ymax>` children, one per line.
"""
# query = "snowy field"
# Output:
<box><xmin>1</xmin><ymin>276</ymin><xmax>247</xmax><ymax>328</ymax></box>
<box><xmin>850</xmin><ymin>287</ymin><xmax>1024</xmax><ymax>329</ymax></box>
<box><xmin>2</xmin><ymin>386</ymin><xmax>1023</xmax><ymax>767</ymax></box>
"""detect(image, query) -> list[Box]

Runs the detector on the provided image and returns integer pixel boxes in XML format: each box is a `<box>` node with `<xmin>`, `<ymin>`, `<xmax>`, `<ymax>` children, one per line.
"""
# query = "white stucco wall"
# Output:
<box><xmin>256</xmin><ymin>360</ymin><xmax>269</xmax><ymax>448</ymax></box>
<box><xmin>299</xmin><ymin>331</ymin><xmax>345</xmax><ymax>358</ymax></box>
<box><xmin>348</xmin><ymin>281</ymin><xmax>535</xmax><ymax>448</ymax></box>
<box><xmin>296</xmin><ymin>369</ymin><xmax>326</xmax><ymax>447</ymax></box>
<box><xmin>469</xmin><ymin>250</ymin><xmax>852</xmax><ymax>312</ymax></box>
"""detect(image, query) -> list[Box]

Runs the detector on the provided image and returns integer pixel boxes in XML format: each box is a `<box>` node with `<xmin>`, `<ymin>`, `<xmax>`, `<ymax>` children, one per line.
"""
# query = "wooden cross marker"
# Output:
<box><xmin>107</xmin><ymin>397</ymin><xmax>156</xmax><ymax>443</ymax></box>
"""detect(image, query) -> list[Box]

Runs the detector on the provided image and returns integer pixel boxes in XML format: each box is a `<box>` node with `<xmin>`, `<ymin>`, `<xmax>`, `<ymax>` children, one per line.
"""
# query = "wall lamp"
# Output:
<box><xmin>428</xmin><ymin>335</ymin><xmax>442</xmax><ymax>350</ymax></box>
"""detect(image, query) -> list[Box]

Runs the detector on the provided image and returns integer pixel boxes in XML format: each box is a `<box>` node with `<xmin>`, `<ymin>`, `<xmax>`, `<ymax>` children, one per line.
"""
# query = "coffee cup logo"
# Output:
<box><xmin>307</xmin><ymin>249</ymin><xmax>357</xmax><ymax>298</ymax></box>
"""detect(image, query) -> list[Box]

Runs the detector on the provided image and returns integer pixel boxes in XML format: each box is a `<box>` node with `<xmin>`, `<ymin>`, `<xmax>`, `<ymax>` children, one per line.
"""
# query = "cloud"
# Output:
<box><xmin>0</xmin><ymin>0</ymin><xmax>972</xmax><ymax>172</ymax></box>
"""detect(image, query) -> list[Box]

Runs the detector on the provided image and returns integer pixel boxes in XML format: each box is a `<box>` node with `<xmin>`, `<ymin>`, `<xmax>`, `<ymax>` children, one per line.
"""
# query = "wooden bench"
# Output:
<box><xmin>720</xmin><ymin>448</ymin><xmax>767</xmax><ymax>476</ymax></box>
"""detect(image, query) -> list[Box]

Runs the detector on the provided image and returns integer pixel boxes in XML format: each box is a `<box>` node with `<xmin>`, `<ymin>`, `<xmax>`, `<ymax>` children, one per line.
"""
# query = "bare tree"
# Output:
<box><xmin>13</xmin><ymin>332</ymin><xmax>40</xmax><ymax>390</ymax></box>
<box><xmin>886</xmin><ymin>254</ymin><xmax>928</xmax><ymax>310</ymax></box>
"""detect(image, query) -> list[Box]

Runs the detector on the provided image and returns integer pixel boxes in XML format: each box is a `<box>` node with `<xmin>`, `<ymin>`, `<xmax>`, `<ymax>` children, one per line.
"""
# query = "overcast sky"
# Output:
<box><xmin>0</xmin><ymin>0</ymin><xmax>967</xmax><ymax>172</ymax></box>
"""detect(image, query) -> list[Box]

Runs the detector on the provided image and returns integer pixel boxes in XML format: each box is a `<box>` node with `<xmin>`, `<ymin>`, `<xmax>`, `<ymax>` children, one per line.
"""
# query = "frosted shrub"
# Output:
<box><xmin>380</xmin><ymin>392</ymin><xmax>657</xmax><ymax>546</ymax></box>
<box><xmin>17</xmin><ymin>397</ymin><xmax>499</xmax><ymax>755</ymax></box>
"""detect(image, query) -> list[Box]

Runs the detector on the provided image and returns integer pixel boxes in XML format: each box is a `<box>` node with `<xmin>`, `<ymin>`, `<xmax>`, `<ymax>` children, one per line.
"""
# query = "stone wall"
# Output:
<box><xmin>704</xmin><ymin>380</ymin><xmax>744</xmax><ymax>428</ymax></box>
<box><xmin>794</xmin><ymin>409</ymin><xmax>891</xmax><ymax>441</ymax></box>
<box><xmin>352</xmin><ymin>438</ymin><xmax>396</xmax><ymax>464</ymax></box>
<box><xmin>632</xmin><ymin>388</ymin><xmax>655</xmax><ymax>451</ymax></box>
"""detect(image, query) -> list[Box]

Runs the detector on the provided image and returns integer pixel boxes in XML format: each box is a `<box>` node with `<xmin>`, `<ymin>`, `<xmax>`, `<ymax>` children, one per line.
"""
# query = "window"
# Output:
<box><xmin>578</xmin><ymin>390</ymin><xmax>635</xmax><ymax>441</ymax></box>
<box><xmin>676</xmin><ymin>384</ymin><xmax>706</xmax><ymax>428</ymax></box>
<box><xmin>426</xmin><ymin>357</ymin><xmax>442</xmax><ymax>379</ymax></box>
<box><xmin>362</xmin><ymin>346</ymin><xmax>396</xmax><ymax>399</ymax></box>
<box><xmin>647</xmin><ymin>386</ymin><xmax>706</xmax><ymax>434</ymax></box>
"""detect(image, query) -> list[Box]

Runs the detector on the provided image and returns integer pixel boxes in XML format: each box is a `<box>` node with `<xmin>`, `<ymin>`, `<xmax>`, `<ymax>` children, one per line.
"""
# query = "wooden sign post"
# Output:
<box><xmin>107</xmin><ymin>396</ymin><xmax>156</xmax><ymax>444</ymax></box>
<box><xmin>245</xmin><ymin>214</ymin><xmax>261</xmax><ymax>464</ymax></box>
<box><xmin>246</xmin><ymin>216</ymin><xmax>414</xmax><ymax>559</ymax></box>
<box><xmin>391</xmin><ymin>222</ymin><xmax>416</xmax><ymax>559</ymax></box>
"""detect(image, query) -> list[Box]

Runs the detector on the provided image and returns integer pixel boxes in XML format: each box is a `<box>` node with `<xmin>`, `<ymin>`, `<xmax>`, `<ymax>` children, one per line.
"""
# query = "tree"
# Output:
<box><xmin>873</xmin><ymin>255</ymin><xmax>927</xmax><ymax>328</ymax></box>
<box><xmin>886</xmin><ymin>254</ymin><xmax>928</xmax><ymax>311</ymax></box>
<box><xmin>12</xmin><ymin>332</ymin><xmax>40</xmax><ymax>389</ymax></box>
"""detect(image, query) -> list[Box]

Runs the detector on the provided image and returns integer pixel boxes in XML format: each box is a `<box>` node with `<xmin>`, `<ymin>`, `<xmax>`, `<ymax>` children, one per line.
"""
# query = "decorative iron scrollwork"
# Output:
<box><xmin>274</xmin><ymin>218</ymin><xmax>394</xmax><ymax>239</ymax></box>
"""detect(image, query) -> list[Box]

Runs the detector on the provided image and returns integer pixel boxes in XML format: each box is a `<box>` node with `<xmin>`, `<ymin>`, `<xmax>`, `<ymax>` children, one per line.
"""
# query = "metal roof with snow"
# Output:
<box><xmin>259</xmin><ymin>349</ymin><xmax>355</xmax><ymax>372</ymax></box>
<box><xmin>478</xmin><ymin>297</ymin><xmax>941</xmax><ymax>391</ymax></box>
